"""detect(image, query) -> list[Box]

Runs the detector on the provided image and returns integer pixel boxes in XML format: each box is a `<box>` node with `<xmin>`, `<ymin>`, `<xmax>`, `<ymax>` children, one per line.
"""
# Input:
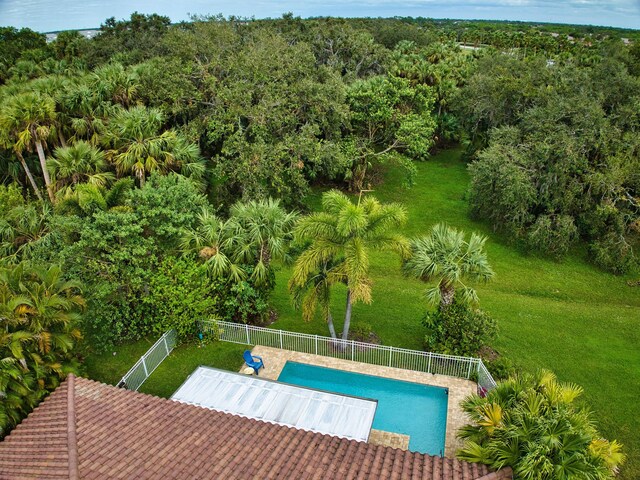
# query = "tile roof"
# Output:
<box><xmin>0</xmin><ymin>375</ymin><xmax>512</xmax><ymax>480</ymax></box>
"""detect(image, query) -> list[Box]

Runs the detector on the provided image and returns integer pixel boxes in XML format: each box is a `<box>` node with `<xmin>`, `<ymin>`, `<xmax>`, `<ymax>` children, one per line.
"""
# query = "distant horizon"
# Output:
<box><xmin>35</xmin><ymin>15</ymin><xmax>640</xmax><ymax>35</ymax></box>
<box><xmin>1</xmin><ymin>0</ymin><xmax>638</xmax><ymax>33</ymax></box>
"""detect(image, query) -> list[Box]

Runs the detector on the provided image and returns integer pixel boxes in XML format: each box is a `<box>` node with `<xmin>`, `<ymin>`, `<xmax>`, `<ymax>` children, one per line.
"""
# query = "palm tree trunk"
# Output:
<box><xmin>439</xmin><ymin>283</ymin><xmax>455</xmax><ymax>309</ymax></box>
<box><xmin>58</xmin><ymin>130</ymin><xmax>67</xmax><ymax>148</ymax></box>
<box><xmin>327</xmin><ymin>311</ymin><xmax>337</xmax><ymax>339</ymax></box>
<box><xmin>16</xmin><ymin>151</ymin><xmax>44</xmax><ymax>202</ymax></box>
<box><xmin>342</xmin><ymin>289</ymin><xmax>352</xmax><ymax>340</ymax></box>
<box><xmin>35</xmin><ymin>140</ymin><xmax>55</xmax><ymax>202</ymax></box>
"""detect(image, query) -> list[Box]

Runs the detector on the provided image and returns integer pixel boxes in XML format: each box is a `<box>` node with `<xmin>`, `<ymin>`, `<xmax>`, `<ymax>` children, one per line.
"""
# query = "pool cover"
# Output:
<box><xmin>171</xmin><ymin>366</ymin><xmax>377</xmax><ymax>442</ymax></box>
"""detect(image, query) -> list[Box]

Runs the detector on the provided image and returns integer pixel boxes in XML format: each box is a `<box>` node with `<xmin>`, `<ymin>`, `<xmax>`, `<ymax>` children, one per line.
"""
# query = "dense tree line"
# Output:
<box><xmin>457</xmin><ymin>53</ymin><xmax>640</xmax><ymax>272</ymax></box>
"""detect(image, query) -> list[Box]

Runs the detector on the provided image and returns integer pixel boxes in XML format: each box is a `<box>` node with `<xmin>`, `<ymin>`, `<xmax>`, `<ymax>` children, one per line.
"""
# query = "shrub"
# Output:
<box><xmin>458</xmin><ymin>370</ymin><xmax>626</xmax><ymax>479</ymax></box>
<box><xmin>483</xmin><ymin>356</ymin><xmax>517</xmax><ymax>381</ymax></box>
<box><xmin>347</xmin><ymin>322</ymin><xmax>380</xmax><ymax>344</ymax></box>
<box><xmin>422</xmin><ymin>299</ymin><xmax>497</xmax><ymax>356</ymax></box>
<box><xmin>526</xmin><ymin>214</ymin><xmax>578</xmax><ymax>260</ymax></box>
<box><xmin>141</xmin><ymin>257</ymin><xmax>220</xmax><ymax>339</ymax></box>
<box><xmin>220</xmin><ymin>279</ymin><xmax>270</xmax><ymax>325</ymax></box>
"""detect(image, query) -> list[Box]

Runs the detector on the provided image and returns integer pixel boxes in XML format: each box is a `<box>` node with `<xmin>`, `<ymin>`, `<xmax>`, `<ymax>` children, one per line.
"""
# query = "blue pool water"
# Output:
<box><xmin>277</xmin><ymin>361</ymin><xmax>448</xmax><ymax>455</ymax></box>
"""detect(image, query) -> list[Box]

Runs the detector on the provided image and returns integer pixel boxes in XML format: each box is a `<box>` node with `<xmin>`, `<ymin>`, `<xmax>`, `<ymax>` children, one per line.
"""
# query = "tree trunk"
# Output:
<box><xmin>58</xmin><ymin>130</ymin><xmax>67</xmax><ymax>148</ymax></box>
<box><xmin>35</xmin><ymin>140</ymin><xmax>55</xmax><ymax>202</ymax></box>
<box><xmin>439</xmin><ymin>283</ymin><xmax>455</xmax><ymax>309</ymax></box>
<box><xmin>342</xmin><ymin>289</ymin><xmax>352</xmax><ymax>340</ymax></box>
<box><xmin>327</xmin><ymin>311</ymin><xmax>337</xmax><ymax>339</ymax></box>
<box><xmin>16</xmin><ymin>151</ymin><xmax>44</xmax><ymax>202</ymax></box>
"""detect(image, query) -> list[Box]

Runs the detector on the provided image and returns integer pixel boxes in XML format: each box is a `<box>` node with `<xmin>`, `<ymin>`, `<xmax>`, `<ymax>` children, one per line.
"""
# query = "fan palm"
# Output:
<box><xmin>291</xmin><ymin>190</ymin><xmax>408</xmax><ymax>340</ymax></box>
<box><xmin>229</xmin><ymin>198</ymin><xmax>298</xmax><ymax>286</ymax></box>
<box><xmin>403</xmin><ymin>223</ymin><xmax>494</xmax><ymax>309</ymax></box>
<box><xmin>0</xmin><ymin>91</ymin><xmax>57</xmax><ymax>202</ymax></box>
<box><xmin>180</xmin><ymin>208</ymin><xmax>247</xmax><ymax>284</ymax></box>
<box><xmin>103</xmin><ymin>106</ymin><xmax>201</xmax><ymax>187</ymax></box>
<box><xmin>48</xmin><ymin>141</ymin><xmax>114</xmax><ymax>195</ymax></box>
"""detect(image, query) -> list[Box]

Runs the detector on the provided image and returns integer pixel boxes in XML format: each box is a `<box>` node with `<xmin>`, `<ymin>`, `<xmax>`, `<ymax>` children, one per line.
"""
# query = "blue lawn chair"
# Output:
<box><xmin>243</xmin><ymin>350</ymin><xmax>265</xmax><ymax>375</ymax></box>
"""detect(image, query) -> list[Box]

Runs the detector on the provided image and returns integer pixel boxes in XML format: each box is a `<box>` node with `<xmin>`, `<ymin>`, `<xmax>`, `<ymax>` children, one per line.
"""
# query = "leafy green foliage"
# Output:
<box><xmin>140</xmin><ymin>257</ymin><xmax>218</xmax><ymax>338</ymax></box>
<box><xmin>423</xmin><ymin>299</ymin><xmax>497</xmax><ymax>356</ymax></box>
<box><xmin>0</xmin><ymin>262</ymin><xmax>84</xmax><ymax>437</ymax></box>
<box><xmin>458</xmin><ymin>370</ymin><xmax>626</xmax><ymax>479</ymax></box>
<box><xmin>49</xmin><ymin>174</ymin><xmax>208</xmax><ymax>348</ymax></box>
<box><xmin>461</xmin><ymin>55</ymin><xmax>640</xmax><ymax>272</ymax></box>
<box><xmin>345</xmin><ymin>75</ymin><xmax>436</xmax><ymax>191</ymax></box>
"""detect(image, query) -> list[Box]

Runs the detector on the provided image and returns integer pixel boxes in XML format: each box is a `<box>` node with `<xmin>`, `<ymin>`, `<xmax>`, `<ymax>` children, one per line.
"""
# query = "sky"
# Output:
<box><xmin>0</xmin><ymin>0</ymin><xmax>638</xmax><ymax>32</ymax></box>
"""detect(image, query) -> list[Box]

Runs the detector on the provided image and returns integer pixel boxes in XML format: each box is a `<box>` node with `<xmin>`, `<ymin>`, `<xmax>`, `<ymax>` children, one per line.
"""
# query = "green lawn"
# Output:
<box><xmin>84</xmin><ymin>340</ymin><xmax>248</xmax><ymax>399</ymax></box>
<box><xmin>85</xmin><ymin>148</ymin><xmax>640</xmax><ymax>478</ymax></box>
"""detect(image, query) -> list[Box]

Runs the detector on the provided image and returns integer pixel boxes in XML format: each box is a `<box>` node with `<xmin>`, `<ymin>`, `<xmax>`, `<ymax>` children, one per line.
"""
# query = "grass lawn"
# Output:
<box><xmin>84</xmin><ymin>339</ymin><xmax>248</xmax><ymax>399</ymax></box>
<box><xmin>85</xmin><ymin>148</ymin><xmax>640</xmax><ymax>478</ymax></box>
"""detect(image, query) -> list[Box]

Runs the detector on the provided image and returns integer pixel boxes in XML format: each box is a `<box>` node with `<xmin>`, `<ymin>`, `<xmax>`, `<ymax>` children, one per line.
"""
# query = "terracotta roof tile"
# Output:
<box><xmin>0</xmin><ymin>375</ymin><xmax>511</xmax><ymax>480</ymax></box>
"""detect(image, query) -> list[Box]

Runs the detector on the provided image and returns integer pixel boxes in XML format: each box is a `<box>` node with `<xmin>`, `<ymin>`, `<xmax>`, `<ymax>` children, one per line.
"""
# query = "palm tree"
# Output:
<box><xmin>48</xmin><ymin>141</ymin><xmax>114</xmax><ymax>195</ymax></box>
<box><xmin>180</xmin><ymin>208</ymin><xmax>247</xmax><ymax>284</ymax></box>
<box><xmin>291</xmin><ymin>190</ymin><xmax>408</xmax><ymax>340</ymax></box>
<box><xmin>403</xmin><ymin>223</ymin><xmax>494</xmax><ymax>309</ymax></box>
<box><xmin>229</xmin><ymin>198</ymin><xmax>298</xmax><ymax>286</ymax></box>
<box><xmin>0</xmin><ymin>130</ymin><xmax>43</xmax><ymax>202</ymax></box>
<box><xmin>103</xmin><ymin>106</ymin><xmax>201</xmax><ymax>187</ymax></box>
<box><xmin>0</xmin><ymin>91</ymin><xmax>58</xmax><ymax>202</ymax></box>
<box><xmin>458</xmin><ymin>370</ymin><xmax>626</xmax><ymax>479</ymax></box>
<box><xmin>0</xmin><ymin>202</ymin><xmax>51</xmax><ymax>259</ymax></box>
<box><xmin>0</xmin><ymin>263</ymin><xmax>84</xmax><ymax>435</ymax></box>
<box><xmin>289</xmin><ymin>258</ymin><xmax>341</xmax><ymax>338</ymax></box>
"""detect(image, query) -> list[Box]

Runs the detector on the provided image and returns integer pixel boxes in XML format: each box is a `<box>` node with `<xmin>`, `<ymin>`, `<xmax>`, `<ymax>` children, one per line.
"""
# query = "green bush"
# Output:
<box><xmin>347</xmin><ymin>322</ymin><xmax>380</xmax><ymax>344</ymax></box>
<box><xmin>483</xmin><ymin>356</ymin><xmax>517</xmax><ymax>381</ymax></box>
<box><xmin>422</xmin><ymin>299</ymin><xmax>497</xmax><ymax>357</ymax></box>
<box><xmin>141</xmin><ymin>257</ymin><xmax>219</xmax><ymax>339</ymax></box>
<box><xmin>458</xmin><ymin>370</ymin><xmax>626</xmax><ymax>479</ymax></box>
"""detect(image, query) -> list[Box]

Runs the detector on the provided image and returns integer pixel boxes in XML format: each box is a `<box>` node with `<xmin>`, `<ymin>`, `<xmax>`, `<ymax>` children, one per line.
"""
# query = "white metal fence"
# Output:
<box><xmin>117</xmin><ymin>329</ymin><xmax>177</xmax><ymax>391</ymax></box>
<box><xmin>203</xmin><ymin>320</ymin><xmax>497</xmax><ymax>392</ymax></box>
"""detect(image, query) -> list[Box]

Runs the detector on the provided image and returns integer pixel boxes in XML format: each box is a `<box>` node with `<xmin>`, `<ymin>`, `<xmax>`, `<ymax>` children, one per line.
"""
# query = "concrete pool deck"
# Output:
<box><xmin>240</xmin><ymin>345</ymin><xmax>476</xmax><ymax>457</ymax></box>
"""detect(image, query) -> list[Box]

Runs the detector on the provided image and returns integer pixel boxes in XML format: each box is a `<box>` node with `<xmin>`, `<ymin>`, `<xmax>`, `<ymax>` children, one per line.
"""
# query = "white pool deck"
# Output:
<box><xmin>171</xmin><ymin>365</ymin><xmax>378</xmax><ymax>442</ymax></box>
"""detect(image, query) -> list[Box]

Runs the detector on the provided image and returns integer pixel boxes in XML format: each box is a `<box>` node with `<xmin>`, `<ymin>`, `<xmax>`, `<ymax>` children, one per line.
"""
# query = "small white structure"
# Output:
<box><xmin>171</xmin><ymin>366</ymin><xmax>377</xmax><ymax>442</ymax></box>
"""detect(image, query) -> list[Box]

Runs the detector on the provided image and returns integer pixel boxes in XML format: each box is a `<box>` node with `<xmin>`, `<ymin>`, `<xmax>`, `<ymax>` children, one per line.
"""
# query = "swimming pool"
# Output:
<box><xmin>277</xmin><ymin>361</ymin><xmax>448</xmax><ymax>456</ymax></box>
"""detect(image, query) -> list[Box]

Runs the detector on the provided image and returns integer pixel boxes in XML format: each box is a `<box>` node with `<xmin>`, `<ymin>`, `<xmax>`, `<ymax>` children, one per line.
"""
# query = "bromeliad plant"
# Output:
<box><xmin>457</xmin><ymin>370</ymin><xmax>625</xmax><ymax>480</ymax></box>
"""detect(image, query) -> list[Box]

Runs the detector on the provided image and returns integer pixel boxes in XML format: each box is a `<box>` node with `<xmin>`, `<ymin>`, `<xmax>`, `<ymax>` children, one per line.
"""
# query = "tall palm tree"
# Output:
<box><xmin>403</xmin><ymin>223</ymin><xmax>494</xmax><ymax>309</ymax></box>
<box><xmin>291</xmin><ymin>190</ymin><xmax>408</xmax><ymax>340</ymax></box>
<box><xmin>48</xmin><ymin>141</ymin><xmax>115</xmax><ymax>195</ymax></box>
<box><xmin>229</xmin><ymin>198</ymin><xmax>298</xmax><ymax>286</ymax></box>
<box><xmin>458</xmin><ymin>370</ymin><xmax>626</xmax><ymax>479</ymax></box>
<box><xmin>103</xmin><ymin>106</ymin><xmax>201</xmax><ymax>187</ymax></box>
<box><xmin>289</xmin><ymin>258</ymin><xmax>341</xmax><ymax>338</ymax></box>
<box><xmin>0</xmin><ymin>91</ymin><xmax>57</xmax><ymax>202</ymax></box>
<box><xmin>0</xmin><ymin>128</ymin><xmax>42</xmax><ymax>202</ymax></box>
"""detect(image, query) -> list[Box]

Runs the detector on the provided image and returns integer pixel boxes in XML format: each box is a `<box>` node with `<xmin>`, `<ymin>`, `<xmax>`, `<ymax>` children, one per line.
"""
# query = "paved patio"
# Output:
<box><xmin>240</xmin><ymin>345</ymin><xmax>476</xmax><ymax>457</ymax></box>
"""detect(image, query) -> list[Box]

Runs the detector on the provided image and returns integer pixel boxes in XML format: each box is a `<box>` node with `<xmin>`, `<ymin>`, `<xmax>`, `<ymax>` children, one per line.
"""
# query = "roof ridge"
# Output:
<box><xmin>66</xmin><ymin>374</ymin><xmax>79</xmax><ymax>480</ymax></box>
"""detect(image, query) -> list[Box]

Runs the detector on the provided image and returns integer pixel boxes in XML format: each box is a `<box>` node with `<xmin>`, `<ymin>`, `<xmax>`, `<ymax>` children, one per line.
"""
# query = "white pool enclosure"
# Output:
<box><xmin>171</xmin><ymin>366</ymin><xmax>378</xmax><ymax>442</ymax></box>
